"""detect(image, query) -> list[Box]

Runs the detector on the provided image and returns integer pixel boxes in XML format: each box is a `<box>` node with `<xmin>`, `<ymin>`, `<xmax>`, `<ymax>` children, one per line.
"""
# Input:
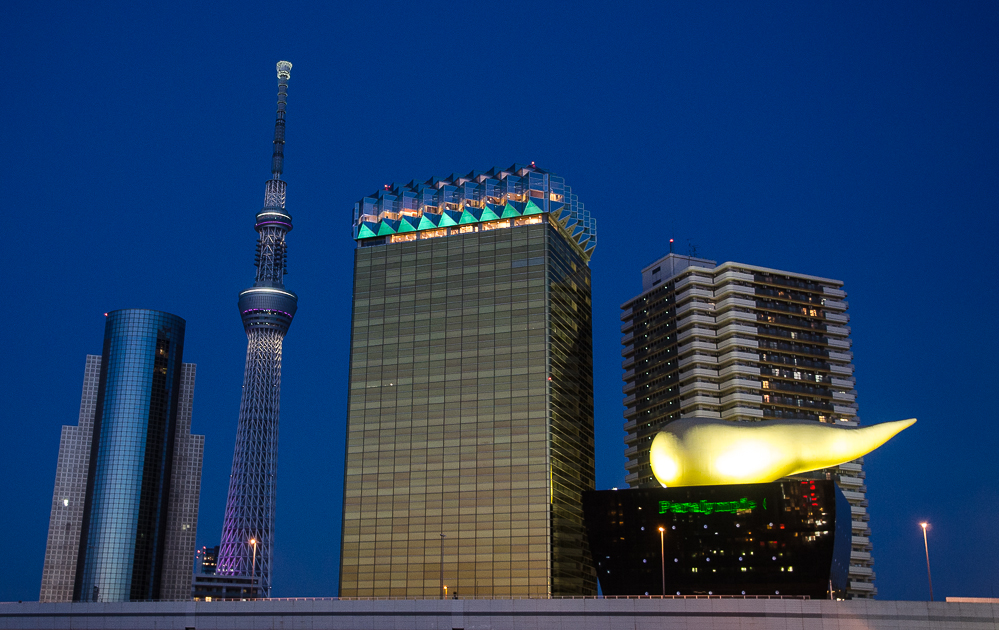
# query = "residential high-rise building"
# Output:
<box><xmin>339</xmin><ymin>164</ymin><xmax>597</xmax><ymax>598</ymax></box>
<box><xmin>214</xmin><ymin>61</ymin><xmax>298</xmax><ymax>598</ymax></box>
<box><xmin>619</xmin><ymin>252</ymin><xmax>875</xmax><ymax>597</ymax></box>
<box><xmin>39</xmin><ymin>309</ymin><xmax>203</xmax><ymax>602</ymax></box>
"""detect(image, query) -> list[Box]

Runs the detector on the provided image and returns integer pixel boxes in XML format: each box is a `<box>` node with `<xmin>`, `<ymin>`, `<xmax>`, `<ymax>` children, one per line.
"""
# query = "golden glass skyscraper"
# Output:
<box><xmin>339</xmin><ymin>164</ymin><xmax>597</xmax><ymax>598</ymax></box>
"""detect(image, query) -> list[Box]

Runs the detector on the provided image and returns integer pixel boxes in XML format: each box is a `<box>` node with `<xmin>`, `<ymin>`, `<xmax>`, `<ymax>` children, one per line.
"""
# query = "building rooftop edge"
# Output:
<box><xmin>621</xmin><ymin>258</ymin><xmax>846</xmax><ymax>310</ymax></box>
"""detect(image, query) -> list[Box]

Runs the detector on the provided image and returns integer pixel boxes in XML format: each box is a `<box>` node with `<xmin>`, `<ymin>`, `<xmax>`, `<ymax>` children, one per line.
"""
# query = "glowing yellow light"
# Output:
<box><xmin>650</xmin><ymin>417</ymin><xmax>915</xmax><ymax>487</ymax></box>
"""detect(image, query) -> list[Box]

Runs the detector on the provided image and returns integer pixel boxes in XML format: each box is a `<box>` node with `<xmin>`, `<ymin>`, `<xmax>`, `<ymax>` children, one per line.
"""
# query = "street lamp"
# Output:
<box><xmin>920</xmin><ymin>523</ymin><xmax>933</xmax><ymax>602</ymax></box>
<box><xmin>440</xmin><ymin>533</ymin><xmax>446</xmax><ymax>600</ymax></box>
<box><xmin>658</xmin><ymin>526</ymin><xmax>666</xmax><ymax>597</ymax></box>
<box><xmin>250</xmin><ymin>538</ymin><xmax>258</xmax><ymax>598</ymax></box>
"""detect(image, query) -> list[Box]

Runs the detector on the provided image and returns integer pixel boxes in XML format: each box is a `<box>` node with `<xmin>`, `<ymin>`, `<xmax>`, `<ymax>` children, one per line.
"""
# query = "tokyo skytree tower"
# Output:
<box><xmin>215</xmin><ymin>61</ymin><xmax>298</xmax><ymax>597</ymax></box>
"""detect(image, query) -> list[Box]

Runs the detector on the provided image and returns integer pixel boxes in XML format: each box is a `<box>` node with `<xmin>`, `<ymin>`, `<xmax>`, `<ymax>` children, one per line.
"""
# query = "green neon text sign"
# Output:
<box><xmin>658</xmin><ymin>497</ymin><xmax>756</xmax><ymax>515</ymax></box>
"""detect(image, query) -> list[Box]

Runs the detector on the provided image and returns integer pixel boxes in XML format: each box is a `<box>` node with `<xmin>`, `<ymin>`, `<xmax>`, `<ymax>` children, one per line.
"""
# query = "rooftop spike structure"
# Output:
<box><xmin>215</xmin><ymin>61</ymin><xmax>298</xmax><ymax>598</ymax></box>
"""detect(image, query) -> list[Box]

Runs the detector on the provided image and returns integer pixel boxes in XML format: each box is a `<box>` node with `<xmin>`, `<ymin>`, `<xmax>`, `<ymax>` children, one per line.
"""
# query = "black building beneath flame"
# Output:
<box><xmin>582</xmin><ymin>480</ymin><xmax>850</xmax><ymax>599</ymax></box>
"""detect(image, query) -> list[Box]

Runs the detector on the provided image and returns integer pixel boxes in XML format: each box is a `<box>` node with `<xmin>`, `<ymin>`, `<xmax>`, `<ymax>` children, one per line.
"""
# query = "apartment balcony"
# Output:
<box><xmin>677</xmin><ymin>327</ymin><xmax>715</xmax><ymax>342</ymax></box>
<box><xmin>718</xmin><ymin>378</ymin><xmax>761</xmax><ymax>392</ymax></box>
<box><xmin>676</xmin><ymin>301</ymin><xmax>714</xmax><ymax>317</ymax></box>
<box><xmin>852</xmin><ymin>520</ymin><xmax>869</xmax><ymax>531</ymax></box>
<box><xmin>678</xmin><ymin>353</ymin><xmax>718</xmax><ymax>367</ymax></box>
<box><xmin>851</xmin><ymin>536</ymin><xmax>870</xmax><ymax>546</ymax></box>
<box><xmin>621</xmin><ymin>344</ymin><xmax>636</xmax><ymax>358</ymax></box>
<box><xmin>714</xmin><ymin>310</ymin><xmax>757</xmax><ymax>325</ymax></box>
<box><xmin>674</xmin><ymin>274</ymin><xmax>713</xmax><ymax>290</ymax></box>
<box><xmin>828</xmin><ymin>350</ymin><xmax>854</xmax><ymax>362</ymax></box>
<box><xmin>850</xmin><ymin>551</ymin><xmax>872</xmax><ymax>561</ymax></box>
<box><xmin>620</xmin><ymin>307</ymin><xmax>633</xmax><ymax>321</ymax></box>
<box><xmin>676</xmin><ymin>315</ymin><xmax>716</xmax><ymax>332</ymax></box>
<box><xmin>720</xmin><ymin>406</ymin><xmax>763</xmax><ymax>420</ymax></box>
<box><xmin>823</xmin><ymin>286</ymin><xmax>847</xmax><ymax>299</ymax></box>
<box><xmin>678</xmin><ymin>367</ymin><xmax>718</xmax><ymax>382</ymax></box>
<box><xmin>624</xmin><ymin>445</ymin><xmax>638</xmax><ymax>457</ymax></box>
<box><xmin>717</xmin><ymin>350</ymin><xmax>760</xmax><ymax>366</ymax></box>
<box><xmin>622</xmin><ymin>368</ymin><xmax>635</xmax><ymax>382</ymax></box>
<box><xmin>623</xmin><ymin>419</ymin><xmax>637</xmax><ymax>432</ymax></box>
<box><xmin>714</xmin><ymin>296</ymin><xmax>756</xmax><ymax>311</ymax></box>
<box><xmin>823</xmin><ymin>298</ymin><xmax>849</xmax><ymax>311</ymax></box>
<box><xmin>838</xmin><ymin>462</ymin><xmax>863</xmax><ymax>473</ymax></box>
<box><xmin>720</xmin><ymin>392</ymin><xmax>762</xmax><ymax>406</ymax></box>
<box><xmin>624</xmin><ymin>459</ymin><xmax>640</xmax><ymax>470</ymax></box>
<box><xmin>826</xmin><ymin>338</ymin><xmax>851</xmax><ymax>351</ymax></box>
<box><xmin>825</xmin><ymin>324</ymin><xmax>851</xmax><ymax>337</ymax></box>
<box><xmin>716</xmin><ymin>322</ymin><xmax>757</xmax><ymax>338</ymax></box>
<box><xmin>681</xmin><ymin>409</ymin><xmax>722</xmax><ymax>419</ymax></box>
<box><xmin>713</xmin><ymin>284</ymin><xmax>755</xmax><ymax>299</ymax></box>
<box><xmin>622</xmin><ymin>332</ymin><xmax>635</xmax><ymax>345</ymax></box>
<box><xmin>623</xmin><ymin>393</ymin><xmax>636</xmax><ymax>406</ymax></box>
<box><xmin>829</xmin><ymin>363</ymin><xmax>854</xmax><ymax>376</ymax></box>
<box><xmin>838</xmin><ymin>475</ymin><xmax>864</xmax><ymax>487</ymax></box>
<box><xmin>678</xmin><ymin>340</ymin><xmax>717</xmax><ymax>356</ymax></box>
<box><xmin>625</xmin><ymin>472</ymin><xmax>640</xmax><ymax>484</ymax></box>
<box><xmin>677</xmin><ymin>287</ymin><xmax>714</xmax><ymax>301</ymax></box>
<box><xmin>841</xmin><ymin>490</ymin><xmax>866</xmax><ymax>502</ymax></box>
<box><xmin>834</xmin><ymin>404</ymin><xmax>858</xmax><ymax>416</ymax></box>
<box><xmin>682</xmin><ymin>394</ymin><xmax>720</xmax><ymax>407</ymax></box>
<box><xmin>716</xmin><ymin>336</ymin><xmax>758</xmax><ymax>352</ymax></box>
<box><xmin>849</xmin><ymin>581</ymin><xmax>876</xmax><ymax>593</ymax></box>
<box><xmin>624</xmin><ymin>406</ymin><xmax>638</xmax><ymax>420</ymax></box>
<box><xmin>825</xmin><ymin>311</ymin><xmax>850</xmax><ymax>324</ymax></box>
<box><xmin>829</xmin><ymin>376</ymin><xmax>855</xmax><ymax>388</ymax></box>
<box><xmin>621</xmin><ymin>320</ymin><xmax>635</xmax><ymax>335</ymax></box>
<box><xmin>679</xmin><ymin>381</ymin><xmax>719</xmax><ymax>395</ymax></box>
<box><xmin>718</xmin><ymin>363</ymin><xmax>761</xmax><ymax>378</ymax></box>
<box><xmin>833</xmin><ymin>391</ymin><xmax>857</xmax><ymax>403</ymax></box>
<box><xmin>714</xmin><ymin>270</ymin><xmax>755</xmax><ymax>284</ymax></box>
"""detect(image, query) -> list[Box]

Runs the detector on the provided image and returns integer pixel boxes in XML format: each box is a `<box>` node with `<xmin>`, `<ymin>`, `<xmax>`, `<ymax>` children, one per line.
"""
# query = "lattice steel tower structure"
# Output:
<box><xmin>215</xmin><ymin>61</ymin><xmax>298</xmax><ymax>597</ymax></box>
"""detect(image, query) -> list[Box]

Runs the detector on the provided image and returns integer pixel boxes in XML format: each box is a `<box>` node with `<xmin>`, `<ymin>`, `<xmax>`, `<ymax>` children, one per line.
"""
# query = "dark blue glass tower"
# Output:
<box><xmin>74</xmin><ymin>309</ymin><xmax>187</xmax><ymax>602</ymax></box>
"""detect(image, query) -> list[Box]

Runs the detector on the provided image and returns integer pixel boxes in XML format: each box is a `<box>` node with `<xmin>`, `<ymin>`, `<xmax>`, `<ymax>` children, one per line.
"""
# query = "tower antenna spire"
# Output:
<box><xmin>217</xmin><ymin>61</ymin><xmax>299</xmax><ymax>598</ymax></box>
<box><xmin>271</xmin><ymin>61</ymin><xmax>292</xmax><ymax>179</ymax></box>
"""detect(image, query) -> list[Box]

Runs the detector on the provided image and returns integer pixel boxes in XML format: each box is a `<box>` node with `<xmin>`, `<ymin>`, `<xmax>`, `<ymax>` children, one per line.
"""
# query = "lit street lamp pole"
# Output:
<box><xmin>440</xmin><ymin>533</ymin><xmax>446</xmax><ymax>600</ymax></box>
<box><xmin>659</xmin><ymin>526</ymin><xmax>666</xmax><ymax>597</ymax></box>
<box><xmin>920</xmin><ymin>523</ymin><xmax>933</xmax><ymax>602</ymax></box>
<box><xmin>250</xmin><ymin>538</ymin><xmax>258</xmax><ymax>598</ymax></box>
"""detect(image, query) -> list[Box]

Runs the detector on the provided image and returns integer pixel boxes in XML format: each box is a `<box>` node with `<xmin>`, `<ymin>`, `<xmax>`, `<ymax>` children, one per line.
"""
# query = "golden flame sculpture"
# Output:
<box><xmin>650</xmin><ymin>417</ymin><xmax>915</xmax><ymax>487</ymax></box>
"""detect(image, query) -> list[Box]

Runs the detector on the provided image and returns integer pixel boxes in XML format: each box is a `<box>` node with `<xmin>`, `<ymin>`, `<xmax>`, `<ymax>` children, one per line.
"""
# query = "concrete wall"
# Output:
<box><xmin>3</xmin><ymin>598</ymin><xmax>998</xmax><ymax>630</ymax></box>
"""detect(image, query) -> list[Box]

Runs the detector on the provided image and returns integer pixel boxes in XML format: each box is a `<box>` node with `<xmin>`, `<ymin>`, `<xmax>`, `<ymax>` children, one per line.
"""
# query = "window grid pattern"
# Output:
<box><xmin>620</xmin><ymin>255</ymin><xmax>875</xmax><ymax>599</ymax></box>
<box><xmin>340</xmin><ymin>222</ymin><xmax>596</xmax><ymax>598</ymax></box>
<box><xmin>40</xmin><ymin>355</ymin><xmax>102</xmax><ymax>602</ymax></box>
<box><xmin>76</xmin><ymin>310</ymin><xmax>185</xmax><ymax>602</ymax></box>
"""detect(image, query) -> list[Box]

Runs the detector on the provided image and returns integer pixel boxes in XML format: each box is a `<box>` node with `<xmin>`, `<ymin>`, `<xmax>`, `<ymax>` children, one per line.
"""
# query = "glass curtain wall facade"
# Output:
<box><xmin>340</xmin><ymin>164</ymin><xmax>597</xmax><ymax>598</ymax></box>
<box><xmin>67</xmin><ymin>309</ymin><xmax>201</xmax><ymax>602</ymax></box>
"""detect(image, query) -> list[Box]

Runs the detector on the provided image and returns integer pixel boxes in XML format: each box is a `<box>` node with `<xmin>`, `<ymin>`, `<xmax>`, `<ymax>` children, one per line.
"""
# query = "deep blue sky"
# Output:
<box><xmin>2</xmin><ymin>0</ymin><xmax>997</xmax><ymax>603</ymax></box>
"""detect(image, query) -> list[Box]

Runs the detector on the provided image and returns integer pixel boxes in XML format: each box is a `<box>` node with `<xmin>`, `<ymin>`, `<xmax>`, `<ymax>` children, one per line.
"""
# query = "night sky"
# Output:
<box><xmin>3</xmin><ymin>1</ymin><xmax>997</xmax><ymax>603</ymax></box>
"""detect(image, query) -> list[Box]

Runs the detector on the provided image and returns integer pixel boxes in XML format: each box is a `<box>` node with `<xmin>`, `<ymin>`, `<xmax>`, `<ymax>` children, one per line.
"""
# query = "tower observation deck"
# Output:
<box><xmin>215</xmin><ymin>61</ymin><xmax>298</xmax><ymax>597</ymax></box>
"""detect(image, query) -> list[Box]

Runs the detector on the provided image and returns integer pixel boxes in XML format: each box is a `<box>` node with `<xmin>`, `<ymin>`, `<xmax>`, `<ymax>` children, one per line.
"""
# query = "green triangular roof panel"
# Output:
<box><xmin>397</xmin><ymin>215</ymin><xmax>419</xmax><ymax>233</ymax></box>
<box><xmin>523</xmin><ymin>198</ymin><xmax>544</xmax><ymax>215</ymax></box>
<box><xmin>500</xmin><ymin>202</ymin><xmax>522</xmax><ymax>218</ymax></box>
<box><xmin>440</xmin><ymin>210</ymin><xmax>461</xmax><ymax>227</ymax></box>
<box><xmin>357</xmin><ymin>222</ymin><xmax>379</xmax><ymax>239</ymax></box>
<box><xmin>377</xmin><ymin>219</ymin><xmax>399</xmax><ymax>236</ymax></box>
<box><xmin>458</xmin><ymin>207</ymin><xmax>483</xmax><ymax>224</ymax></box>
<box><xmin>417</xmin><ymin>213</ymin><xmax>442</xmax><ymax>230</ymax></box>
<box><xmin>480</xmin><ymin>205</ymin><xmax>502</xmax><ymax>222</ymax></box>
